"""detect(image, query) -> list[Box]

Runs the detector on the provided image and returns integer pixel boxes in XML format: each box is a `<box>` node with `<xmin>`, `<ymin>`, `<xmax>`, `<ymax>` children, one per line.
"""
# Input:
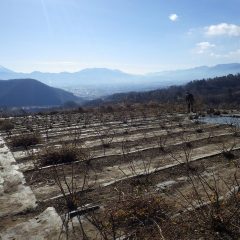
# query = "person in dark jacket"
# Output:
<box><xmin>185</xmin><ymin>92</ymin><xmax>194</xmax><ymax>113</ymax></box>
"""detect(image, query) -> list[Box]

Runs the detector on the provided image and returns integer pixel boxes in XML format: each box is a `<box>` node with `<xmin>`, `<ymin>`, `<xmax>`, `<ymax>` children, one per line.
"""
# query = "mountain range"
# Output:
<box><xmin>0</xmin><ymin>63</ymin><xmax>240</xmax><ymax>99</ymax></box>
<box><xmin>0</xmin><ymin>79</ymin><xmax>80</xmax><ymax>108</ymax></box>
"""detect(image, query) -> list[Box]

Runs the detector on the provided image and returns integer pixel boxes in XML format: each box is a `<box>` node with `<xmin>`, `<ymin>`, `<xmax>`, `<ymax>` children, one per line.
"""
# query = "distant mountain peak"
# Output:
<box><xmin>192</xmin><ymin>65</ymin><xmax>208</xmax><ymax>70</ymax></box>
<box><xmin>31</xmin><ymin>71</ymin><xmax>43</xmax><ymax>74</ymax></box>
<box><xmin>213</xmin><ymin>63</ymin><xmax>240</xmax><ymax>70</ymax></box>
<box><xmin>0</xmin><ymin>65</ymin><xmax>13</xmax><ymax>73</ymax></box>
<box><xmin>78</xmin><ymin>68</ymin><xmax>125</xmax><ymax>74</ymax></box>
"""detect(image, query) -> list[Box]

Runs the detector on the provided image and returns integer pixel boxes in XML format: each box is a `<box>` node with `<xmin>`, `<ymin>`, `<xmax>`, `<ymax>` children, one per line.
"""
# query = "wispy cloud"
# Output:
<box><xmin>205</xmin><ymin>23</ymin><xmax>240</xmax><ymax>37</ymax></box>
<box><xmin>169</xmin><ymin>13</ymin><xmax>178</xmax><ymax>22</ymax></box>
<box><xmin>195</xmin><ymin>42</ymin><xmax>215</xmax><ymax>54</ymax></box>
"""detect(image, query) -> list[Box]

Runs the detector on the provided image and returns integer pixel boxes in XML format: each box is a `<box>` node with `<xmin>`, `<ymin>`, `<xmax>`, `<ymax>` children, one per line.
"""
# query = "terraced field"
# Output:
<box><xmin>1</xmin><ymin>110</ymin><xmax>240</xmax><ymax>239</ymax></box>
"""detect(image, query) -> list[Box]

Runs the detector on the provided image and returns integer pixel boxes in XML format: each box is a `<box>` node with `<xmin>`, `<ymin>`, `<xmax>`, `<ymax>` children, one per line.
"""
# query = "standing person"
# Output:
<box><xmin>185</xmin><ymin>91</ymin><xmax>194</xmax><ymax>113</ymax></box>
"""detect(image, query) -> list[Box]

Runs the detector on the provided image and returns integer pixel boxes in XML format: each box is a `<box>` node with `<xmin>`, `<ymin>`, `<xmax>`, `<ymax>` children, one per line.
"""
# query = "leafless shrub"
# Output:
<box><xmin>155</xmin><ymin>134</ymin><xmax>168</xmax><ymax>153</ymax></box>
<box><xmin>229</xmin><ymin>119</ymin><xmax>240</xmax><ymax>137</ymax></box>
<box><xmin>168</xmin><ymin>131</ymin><xmax>194</xmax><ymax>172</ymax></box>
<box><xmin>70</xmin><ymin>124</ymin><xmax>84</xmax><ymax>147</ymax></box>
<box><xmin>94</xmin><ymin>114</ymin><xmax>116</xmax><ymax>156</ymax></box>
<box><xmin>119</xmin><ymin>139</ymin><xmax>156</xmax><ymax>189</ymax></box>
<box><xmin>83</xmin><ymin>112</ymin><xmax>91</xmax><ymax>128</ymax></box>
<box><xmin>176</xmin><ymin>170</ymin><xmax>240</xmax><ymax>239</ymax></box>
<box><xmin>218</xmin><ymin>134</ymin><xmax>237</xmax><ymax>160</ymax></box>
<box><xmin>196</xmin><ymin>128</ymin><xmax>203</xmax><ymax>133</ymax></box>
<box><xmin>42</xmin><ymin>115</ymin><xmax>52</xmax><ymax>141</ymax></box>
<box><xmin>207</xmin><ymin>127</ymin><xmax>215</xmax><ymax>143</ymax></box>
<box><xmin>44</xmin><ymin>154</ymin><xmax>96</xmax><ymax>240</ymax></box>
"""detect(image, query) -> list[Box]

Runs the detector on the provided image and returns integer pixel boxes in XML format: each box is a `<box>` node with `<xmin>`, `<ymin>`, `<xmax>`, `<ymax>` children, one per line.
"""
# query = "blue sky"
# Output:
<box><xmin>0</xmin><ymin>0</ymin><xmax>239</xmax><ymax>73</ymax></box>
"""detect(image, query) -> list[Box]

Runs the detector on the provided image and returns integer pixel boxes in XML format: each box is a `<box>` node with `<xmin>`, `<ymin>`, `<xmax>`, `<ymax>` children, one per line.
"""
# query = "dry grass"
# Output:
<box><xmin>0</xmin><ymin>120</ymin><xmax>14</xmax><ymax>131</ymax></box>
<box><xmin>109</xmin><ymin>194</ymin><xmax>169</xmax><ymax>228</ymax></box>
<box><xmin>10</xmin><ymin>132</ymin><xmax>41</xmax><ymax>148</ymax></box>
<box><xmin>87</xmin><ymin>194</ymin><xmax>172</xmax><ymax>239</ymax></box>
<box><xmin>39</xmin><ymin>144</ymin><xmax>86</xmax><ymax>166</ymax></box>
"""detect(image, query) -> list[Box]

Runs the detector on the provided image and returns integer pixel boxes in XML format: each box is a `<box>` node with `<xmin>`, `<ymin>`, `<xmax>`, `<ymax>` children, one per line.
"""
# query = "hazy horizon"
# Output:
<box><xmin>1</xmin><ymin>62</ymin><xmax>240</xmax><ymax>76</ymax></box>
<box><xmin>0</xmin><ymin>0</ymin><xmax>239</xmax><ymax>74</ymax></box>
